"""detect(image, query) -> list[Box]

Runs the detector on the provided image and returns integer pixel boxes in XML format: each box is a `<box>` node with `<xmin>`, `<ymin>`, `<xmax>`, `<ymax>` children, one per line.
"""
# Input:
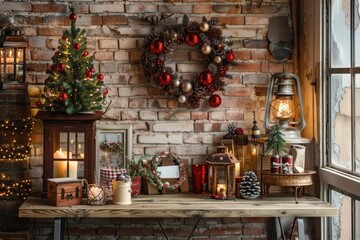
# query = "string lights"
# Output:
<box><xmin>0</xmin><ymin>117</ymin><xmax>34</xmax><ymax>200</ymax></box>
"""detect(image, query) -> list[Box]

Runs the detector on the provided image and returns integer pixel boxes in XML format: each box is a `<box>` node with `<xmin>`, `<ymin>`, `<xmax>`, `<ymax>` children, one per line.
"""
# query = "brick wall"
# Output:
<box><xmin>1</xmin><ymin>0</ymin><xmax>296</xmax><ymax>239</ymax></box>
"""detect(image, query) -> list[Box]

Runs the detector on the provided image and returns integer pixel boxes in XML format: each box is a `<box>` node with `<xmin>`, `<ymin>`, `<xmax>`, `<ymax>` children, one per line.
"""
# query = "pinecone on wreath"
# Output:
<box><xmin>240</xmin><ymin>171</ymin><xmax>261</xmax><ymax>200</ymax></box>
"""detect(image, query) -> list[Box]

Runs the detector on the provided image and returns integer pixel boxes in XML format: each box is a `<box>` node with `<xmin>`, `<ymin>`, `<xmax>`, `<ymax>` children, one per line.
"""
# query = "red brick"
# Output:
<box><xmin>231</xmin><ymin>63</ymin><xmax>261</xmax><ymax>72</ymax></box>
<box><xmin>242</xmin><ymin>5</ymin><xmax>279</xmax><ymax>14</ymax></box>
<box><xmin>42</xmin><ymin>16</ymin><xmax>70</xmax><ymax>26</ymax></box>
<box><xmin>31</xmin><ymin>4</ymin><xmax>67</xmax><ymax>13</ymax></box>
<box><xmin>0</xmin><ymin>2</ymin><xmax>31</xmax><ymax>12</ymax></box>
<box><xmin>103</xmin><ymin>15</ymin><xmax>128</xmax><ymax>25</ymax></box>
<box><xmin>21</xmin><ymin>16</ymin><xmax>42</xmax><ymax>25</ymax></box>
<box><xmin>212</xmin><ymin>5</ymin><xmax>241</xmax><ymax>14</ymax></box>
<box><xmin>225</xmin><ymin>110</ymin><xmax>244</xmax><ymax>121</ymax></box>
<box><xmin>97</xmin><ymin>227</ymin><xmax>115</xmax><ymax>235</ymax></box>
<box><xmin>223</xmin><ymin>86</ymin><xmax>252</xmax><ymax>96</ymax></box>
<box><xmin>194</xmin><ymin>4</ymin><xmax>212</xmax><ymax>14</ymax></box>
<box><xmin>191</xmin><ymin>112</ymin><xmax>208</xmax><ymax>120</ymax></box>
<box><xmin>261</xmin><ymin>62</ymin><xmax>293</xmax><ymax>73</ymax></box>
<box><xmin>221</xmin><ymin>98</ymin><xmax>258</xmax><ymax>109</ymax></box>
<box><xmin>251</xmin><ymin>49</ymin><xmax>272</xmax><ymax>60</ymax></box>
<box><xmin>242</xmin><ymin>217</ymin><xmax>271</xmax><ymax>223</ymax></box>
<box><xmin>209</xmin><ymin>227</ymin><xmax>242</xmax><ymax>236</ymax></box>
<box><xmin>217</xmin><ymin>17</ymin><xmax>245</xmax><ymax>26</ymax></box>
<box><xmin>37</xmin><ymin>28</ymin><xmax>64</xmax><ymax>36</ymax></box>
<box><xmin>254</xmin><ymin>86</ymin><xmax>268</xmax><ymax>96</ymax></box>
<box><xmin>76</xmin><ymin>16</ymin><xmax>102</xmax><ymax>26</ymax></box>
<box><xmin>245</xmin><ymin>16</ymin><xmax>269</xmax><ymax>25</ymax></box>
<box><xmin>158</xmin><ymin>5</ymin><xmax>193</xmax><ymax>14</ymax></box>
<box><xmin>94</xmin><ymin>52</ymin><xmax>113</xmax><ymax>61</ymax></box>
<box><xmin>235</xmin><ymin>50</ymin><xmax>251</xmax><ymax>60</ymax></box>
<box><xmin>243</xmin><ymin>226</ymin><xmax>265</xmax><ymax>235</ymax></box>
<box><xmin>69</xmin><ymin>226</ymin><xmax>96</xmax><ymax>236</ymax></box>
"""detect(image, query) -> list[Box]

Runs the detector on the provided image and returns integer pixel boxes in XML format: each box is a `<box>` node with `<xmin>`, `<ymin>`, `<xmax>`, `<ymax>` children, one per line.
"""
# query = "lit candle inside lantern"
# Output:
<box><xmin>251</xmin><ymin>147</ymin><xmax>257</xmax><ymax>156</ymax></box>
<box><xmin>235</xmin><ymin>162</ymin><xmax>241</xmax><ymax>177</ymax></box>
<box><xmin>216</xmin><ymin>184</ymin><xmax>227</xmax><ymax>196</ymax></box>
<box><xmin>53</xmin><ymin>161</ymin><xmax>67</xmax><ymax>178</ymax></box>
<box><xmin>69</xmin><ymin>161</ymin><xmax>78</xmax><ymax>179</ymax></box>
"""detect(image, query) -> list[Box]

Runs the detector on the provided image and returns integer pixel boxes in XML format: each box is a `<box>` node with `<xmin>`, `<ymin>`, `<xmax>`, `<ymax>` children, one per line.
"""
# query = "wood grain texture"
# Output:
<box><xmin>19</xmin><ymin>193</ymin><xmax>337</xmax><ymax>219</ymax></box>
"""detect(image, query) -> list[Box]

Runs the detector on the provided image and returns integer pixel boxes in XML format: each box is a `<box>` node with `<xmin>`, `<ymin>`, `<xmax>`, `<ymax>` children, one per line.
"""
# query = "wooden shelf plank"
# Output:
<box><xmin>19</xmin><ymin>193</ymin><xmax>337</xmax><ymax>219</ymax></box>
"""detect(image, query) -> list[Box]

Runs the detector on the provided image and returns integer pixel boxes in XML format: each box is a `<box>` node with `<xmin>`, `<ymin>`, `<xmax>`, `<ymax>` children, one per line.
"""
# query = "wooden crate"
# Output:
<box><xmin>47</xmin><ymin>178</ymin><xmax>82</xmax><ymax>206</ymax></box>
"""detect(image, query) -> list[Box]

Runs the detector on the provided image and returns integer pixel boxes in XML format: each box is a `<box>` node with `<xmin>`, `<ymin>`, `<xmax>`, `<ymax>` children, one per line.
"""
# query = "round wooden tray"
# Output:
<box><xmin>261</xmin><ymin>170</ymin><xmax>316</xmax><ymax>203</ymax></box>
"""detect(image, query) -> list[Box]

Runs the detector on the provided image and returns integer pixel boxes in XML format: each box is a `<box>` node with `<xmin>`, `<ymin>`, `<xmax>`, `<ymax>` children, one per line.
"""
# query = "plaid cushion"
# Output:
<box><xmin>100</xmin><ymin>167</ymin><xmax>126</xmax><ymax>196</ymax></box>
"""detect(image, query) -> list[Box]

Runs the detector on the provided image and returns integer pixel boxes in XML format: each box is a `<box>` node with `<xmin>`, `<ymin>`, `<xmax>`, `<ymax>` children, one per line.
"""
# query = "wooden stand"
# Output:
<box><xmin>261</xmin><ymin>170</ymin><xmax>316</xmax><ymax>203</ymax></box>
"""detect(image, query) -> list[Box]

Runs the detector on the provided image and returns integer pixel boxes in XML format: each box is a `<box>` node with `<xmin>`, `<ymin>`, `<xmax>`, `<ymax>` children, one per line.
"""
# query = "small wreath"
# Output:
<box><xmin>140</xmin><ymin>152</ymin><xmax>186</xmax><ymax>193</ymax></box>
<box><xmin>142</xmin><ymin>15</ymin><xmax>236</xmax><ymax>108</ymax></box>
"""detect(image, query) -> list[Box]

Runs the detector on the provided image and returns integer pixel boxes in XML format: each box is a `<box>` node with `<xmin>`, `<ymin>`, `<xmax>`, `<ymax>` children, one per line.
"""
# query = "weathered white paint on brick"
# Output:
<box><xmin>170</xmin><ymin>145</ymin><xmax>208</xmax><ymax>156</ymax></box>
<box><xmin>209</xmin><ymin>111</ymin><xmax>225</xmax><ymax>121</ymax></box>
<box><xmin>139</xmin><ymin>111</ymin><xmax>157</xmax><ymax>120</ymax></box>
<box><xmin>158</xmin><ymin>112</ymin><xmax>191</xmax><ymax>120</ymax></box>
<box><xmin>144</xmin><ymin>147</ymin><xmax>170</xmax><ymax>155</ymax></box>
<box><xmin>138</xmin><ymin>134</ymin><xmax>182</xmax><ymax>144</ymax></box>
<box><xmin>153</xmin><ymin>122</ymin><xmax>193</xmax><ymax>132</ymax></box>
<box><xmin>90</xmin><ymin>4</ymin><xmax>125</xmax><ymax>13</ymax></box>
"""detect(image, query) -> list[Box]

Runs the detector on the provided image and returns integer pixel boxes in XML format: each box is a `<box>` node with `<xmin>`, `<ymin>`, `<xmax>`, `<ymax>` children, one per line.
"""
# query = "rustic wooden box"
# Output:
<box><xmin>47</xmin><ymin>178</ymin><xmax>82</xmax><ymax>206</ymax></box>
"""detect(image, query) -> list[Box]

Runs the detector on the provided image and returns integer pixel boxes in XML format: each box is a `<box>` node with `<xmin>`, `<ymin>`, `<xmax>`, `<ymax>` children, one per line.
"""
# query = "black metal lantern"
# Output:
<box><xmin>0</xmin><ymin>18</ymin><xmax>27</xmax><ymax>89</ymax></box>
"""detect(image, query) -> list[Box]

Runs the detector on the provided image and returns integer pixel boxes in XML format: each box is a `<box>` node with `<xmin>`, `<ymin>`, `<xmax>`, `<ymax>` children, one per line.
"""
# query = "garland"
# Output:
<box><xmin>99</xmin><ymin>140</ymin><xmax>124</xmax><ymax>153</ymax></box>
<box><xmin>142</xmin><ymin>15</ymin><xmax>236</xmax><ymax>108</ymax></box>
<box><xmin>140</xmin><ymin>152</ymin><xmax>186</xmax><ymax>193</ymax></box>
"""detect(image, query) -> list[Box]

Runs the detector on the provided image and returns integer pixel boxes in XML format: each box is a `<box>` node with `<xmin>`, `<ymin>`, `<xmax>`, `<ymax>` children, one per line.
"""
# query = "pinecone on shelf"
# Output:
<box><xmin>240</xmin><ymin>171</ymin><xmax>261</xmax><ymax>200</ymax></box>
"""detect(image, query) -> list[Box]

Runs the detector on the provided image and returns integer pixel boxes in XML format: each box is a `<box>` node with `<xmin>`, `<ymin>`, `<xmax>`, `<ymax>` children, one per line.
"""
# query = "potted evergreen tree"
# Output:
<box><xmin>265</xmin><ymin>123</ymin><xmax>286</xmax><ymax>173</ymax></box>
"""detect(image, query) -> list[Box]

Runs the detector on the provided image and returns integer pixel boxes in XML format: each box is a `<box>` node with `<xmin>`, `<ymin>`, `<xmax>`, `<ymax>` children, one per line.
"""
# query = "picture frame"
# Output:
<box><xmin>221</xmin><ymin>139</ymin><xmax>235</xmax><ymax>154</ymax></box>
<box><xmin>95</xmin><ymin>121</ymin><xmax>132</xmax><ymax>182</ymax></box>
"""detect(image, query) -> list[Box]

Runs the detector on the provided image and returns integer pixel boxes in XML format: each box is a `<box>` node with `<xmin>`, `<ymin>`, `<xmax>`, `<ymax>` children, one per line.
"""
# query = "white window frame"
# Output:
<box><xmin>319</xmin><ymin>0</ymin><xmax>360</xmax><ymax>239</ymax></box>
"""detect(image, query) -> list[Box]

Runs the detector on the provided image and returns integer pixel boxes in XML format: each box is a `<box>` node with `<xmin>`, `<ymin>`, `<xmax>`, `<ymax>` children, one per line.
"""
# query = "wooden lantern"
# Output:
<box><xmin>206</xmin><ymin>146</ymin><xmax>239</xmax><ymax>197</ymax></box>
<box><xmin>36</xmin><ymin>111</ymin><xmax>102</xmax><ymax>192</ymax></box>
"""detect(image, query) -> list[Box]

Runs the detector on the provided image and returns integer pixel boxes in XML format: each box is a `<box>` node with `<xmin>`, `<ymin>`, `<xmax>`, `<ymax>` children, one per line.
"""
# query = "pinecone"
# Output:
<box><xmin>240</xmin><ymin>171</ymin><xmax>261</xmax><ymax>200</ymax></box>
<box><xmin>227</xmin><ymin>122</ymin><xmax>237</xmax><ymax>136</ymax></box>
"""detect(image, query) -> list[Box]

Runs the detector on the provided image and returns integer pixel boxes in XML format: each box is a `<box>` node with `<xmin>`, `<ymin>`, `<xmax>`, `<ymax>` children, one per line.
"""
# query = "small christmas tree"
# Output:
<box><xmin>41</xmin><ymin>8</ymin><xmax>108</xmax><ymax>115</ymax></box>
<box><xmin>265</xmin><ymin>123</ymin><xmax>286</xmax><ymax>156</ymax></box>
<box><xmin>240</xmin><ymin>171</ymin><xmax>261</xmax><ymax>200</ymax></box>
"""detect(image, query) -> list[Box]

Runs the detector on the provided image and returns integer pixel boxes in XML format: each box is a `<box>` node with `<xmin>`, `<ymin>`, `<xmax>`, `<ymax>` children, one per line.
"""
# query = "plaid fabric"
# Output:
<box><xmin>100</xmin><ymin>167</ymin><xmax>126</xmax><ymax>196</ymax></box>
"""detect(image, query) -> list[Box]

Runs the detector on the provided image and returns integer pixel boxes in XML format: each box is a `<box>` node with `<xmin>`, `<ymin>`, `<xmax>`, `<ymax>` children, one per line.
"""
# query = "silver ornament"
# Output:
<box><xmin>178</xmin><ymin>95</ymin><xmax>186</xmax><ymax>103</ymax></box>
<box><xmin>181</xmin><ymin>81</ymin><xmax>192</xmax><ymax>92</ymax></box>
<box><xmin>201</xmin><ymin>44</ymin><xmax>212</xmax><ymax>54</ymax></box>
<box><xmin>199</xmin><ymin>21</ymin><xmax>210</xmax><ymax>32</ymax></box>
<box><xmin>173</xmin><ymin>79</ymin><xmax>181</xmax><ymax>87</ymax></box>
<box><xmin>214</xmin><ymin>56</ymin><xmax>222</xmax><ymax>64</ymax></box>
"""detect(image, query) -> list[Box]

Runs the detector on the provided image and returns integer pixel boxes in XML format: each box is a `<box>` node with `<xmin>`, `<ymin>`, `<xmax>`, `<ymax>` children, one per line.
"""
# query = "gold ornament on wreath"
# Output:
<box><xmin>142</xmin><ymin>15</ymin><xmax>237</xmax><ymax>108</ymax></box>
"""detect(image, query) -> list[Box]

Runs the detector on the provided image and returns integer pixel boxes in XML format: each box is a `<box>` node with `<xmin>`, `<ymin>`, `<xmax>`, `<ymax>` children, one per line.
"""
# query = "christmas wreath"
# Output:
<box><xmin>139</xmin><ymin>152</ymin><xmax>186</xmax><ymax>193</ymax></box>
<box><xmin>142</xmin><ymin>15</ymin><xmax>236</xmax><ymax>108</ymax></box>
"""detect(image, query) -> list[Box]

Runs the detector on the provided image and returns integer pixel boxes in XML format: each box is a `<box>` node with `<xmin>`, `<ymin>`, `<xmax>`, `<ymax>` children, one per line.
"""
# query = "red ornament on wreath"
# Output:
<box><xmin>59</xmin><ymin>92</ymin><xmax>68</xmax><ymax>101</ymax></box>
<box><xmin>159</xmin><ymin>72</ymin><xmax>172</xmax><ymax>86</ymax></box>
<box><xmin>185</xmin><ymin>33</ymin><xmax>199</xmax><ymax>46</ymax></box>
<box><xmin>73</xmin><ymin>42</ymin><xmax>81</xmax><ymax>50</ymax></box>
<box><xmin>82</xmin><ymin>50</ymin><xmax>89</xmax><ymax>57</ymax></box>
<box><xmin>199</xmin><ymin>71</ymin><xmax>213</xmax><ymax>86</ymax></box>
<box><xmin>225</xmin><ymin>51</ymin><xmax>235</xmax><ymax>62</ymax></box>
<box><xmin>150</xmin><ymin>40</ymin><xmax>164</xmax><ymax>54</ymax></box>
<box><xmin>209</xmin><ymin>94</ymin><xmax>222</xmax><ymax>107</ymax></box>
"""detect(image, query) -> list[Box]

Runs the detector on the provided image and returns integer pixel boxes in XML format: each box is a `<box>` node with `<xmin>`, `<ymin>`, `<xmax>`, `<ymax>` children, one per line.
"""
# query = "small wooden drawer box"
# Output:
<box><xmin>47</xmin><ymin>178</ymin><xmax>82</xmax><ymax>206</ymax></box>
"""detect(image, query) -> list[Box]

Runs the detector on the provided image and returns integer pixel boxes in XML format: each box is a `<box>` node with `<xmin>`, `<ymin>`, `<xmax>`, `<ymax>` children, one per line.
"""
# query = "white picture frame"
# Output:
<box><xmin>95</xmin><ymin>121</ymin><xmax>132</xmax><ymax>182</ymax></box>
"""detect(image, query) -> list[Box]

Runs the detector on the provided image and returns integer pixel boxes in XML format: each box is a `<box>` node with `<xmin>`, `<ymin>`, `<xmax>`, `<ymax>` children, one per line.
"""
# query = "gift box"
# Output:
<box><xmin>47</xmin><ymin>178</ymin><xmax>82</xmax><ymax>206</ymax></box>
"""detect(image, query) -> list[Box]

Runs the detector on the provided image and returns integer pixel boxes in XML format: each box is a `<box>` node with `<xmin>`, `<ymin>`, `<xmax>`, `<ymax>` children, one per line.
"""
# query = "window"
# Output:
<box><xmin>321</xmin><ymin>0</ymin><xmax>360</xmax><ymax>239</ymax></box>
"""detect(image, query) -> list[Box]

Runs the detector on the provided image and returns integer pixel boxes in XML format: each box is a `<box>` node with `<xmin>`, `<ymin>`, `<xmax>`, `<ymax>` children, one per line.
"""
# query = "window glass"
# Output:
<box><xmin>331</xmin><ymin>0</ymin><xmax>351</xmax><ymax>67</ymax></box>
<box><xmin>355</xmin><ymin>0</ymin><xmax>360</xmax><ymax>66</ymax></box>
<box><xmin>331</xmin><ymin>189</ymin><xmax>352</xmax><ymax>239</ymax></box>
<box><xmin>356</xmin><ymin>75</ymin><xmax>360</xmax><ymax>173</ymax></box>
<box><xmin>330</xmin><ymin>74</ymin><xmax>352</xmax><ymax>170</ymax></box>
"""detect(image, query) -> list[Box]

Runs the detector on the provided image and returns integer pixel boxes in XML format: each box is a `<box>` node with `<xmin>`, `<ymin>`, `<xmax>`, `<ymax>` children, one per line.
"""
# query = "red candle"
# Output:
<box><xmin>192</xmin><ymin>164</ymin><xmax>207</xmax><ymax>193</ymax></box>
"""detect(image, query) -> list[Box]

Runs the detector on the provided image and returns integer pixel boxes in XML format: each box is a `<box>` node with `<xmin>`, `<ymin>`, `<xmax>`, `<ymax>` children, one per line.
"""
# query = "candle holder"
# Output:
<box><xmin>87</xmin><ymin>183</ymin><xmax>106</xmax><ymax>205</ymax></box>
